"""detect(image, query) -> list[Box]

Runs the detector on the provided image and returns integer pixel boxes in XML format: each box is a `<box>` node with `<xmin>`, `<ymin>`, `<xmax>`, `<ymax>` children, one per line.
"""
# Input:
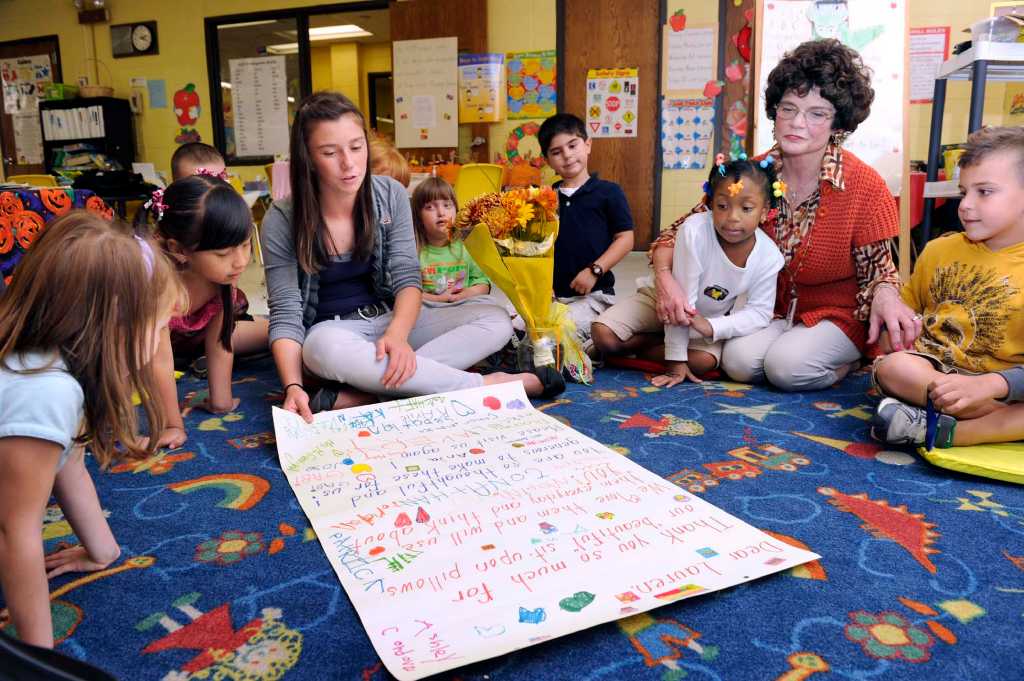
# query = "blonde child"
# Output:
<box><xmin>0</xmin><ymin>211</ymin><xmax>183</xmax><ymax>648</ymax></box>
<box><xmin>872</xmin><ymin>126</ymin><xmax>1024</xmax><ymax>449</ymax></box>
<box><xmin>370</xmin><ymin>135</ymin><xmax>411</xmax><ymax>188</ymax></box>
<box><xmin>412</xmin><ymin>177</ymin><xmax>491</xmax><ymax>304</ymax></box>
<box><xmin>146</xmin><ymin>175</ymin><xmax>269</xmax><ymax>449</ymax></box>
<box><xmin>651</xmin><ymin>157</ymin><xmax>785</xmax><ymax>387</ymax></box>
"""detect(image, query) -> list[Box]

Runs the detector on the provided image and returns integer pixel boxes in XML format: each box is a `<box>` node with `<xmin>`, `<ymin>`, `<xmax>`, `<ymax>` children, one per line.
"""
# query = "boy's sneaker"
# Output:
<box><xmin>871</xmin><ymin>397</ymin><xmax>956</xmax><ymax>448</ymax></box>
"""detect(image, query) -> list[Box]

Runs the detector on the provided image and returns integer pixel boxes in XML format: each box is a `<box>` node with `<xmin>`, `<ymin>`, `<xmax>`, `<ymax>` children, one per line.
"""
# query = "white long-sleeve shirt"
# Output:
<box><xmin>665</xmin><ymin>211</ymin><xmax>784</xmax><ymax>361</ymax></box>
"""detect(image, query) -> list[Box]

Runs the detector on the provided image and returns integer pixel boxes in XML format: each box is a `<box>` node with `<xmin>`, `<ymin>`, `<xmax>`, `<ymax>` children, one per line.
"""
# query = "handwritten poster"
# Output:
<box><xmin>662</xmin><ymin>97</ymin><xmax>715</xmax><ymax>170</ymax></box>
<box><xmin>229</xmin><ymin>56</ymin><xmax>289</xmax><ymax>158</ymax></box>
<box><xmin>459</xmin><ymin>53</ymin><xmax>504</xmax><ymax>123</ymax></box>
<box><xmin>663</xmin><ymin>25</ymin><xmax>716</xmax><ymax>93</ymax></box>
<box><xmin>394</xmin><ymin>37</ymin><xmax>458</xmax><ymax>149</ymax></box>
<box><xmin>272</xmin><ymin>382</ymin><xmax>819</xmax><ymax>680</ymax></box>
<box><xmin>506</xmin><ymin>50</ymin><xmax>557</xmax><ymax>120</ymax></box>
<box><xmin>586</xmin><ymin>68</ymin><xmax>639</xmax><ymax>138</ymax></box>
<box><xmin>909</xmin><ymin>27</ymin><xmax>950</xmax><ymax>104</ymax></box>
<box><xmin>756</xmin><ymin>0</ymin><xmax>905</xmax><ymax>194</ymax></box>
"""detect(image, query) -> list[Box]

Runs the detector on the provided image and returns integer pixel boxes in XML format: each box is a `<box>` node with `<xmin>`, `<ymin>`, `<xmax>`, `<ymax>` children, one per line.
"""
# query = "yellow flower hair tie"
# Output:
<box><xmin>727</xmin><ymin>180</ymin><xmax>744</xmax><ymax>196</ymax></box>
<box><xmin>772</xmin><ymin>179</ymin><xmax>787</xmax><ymax>198</ymax></box>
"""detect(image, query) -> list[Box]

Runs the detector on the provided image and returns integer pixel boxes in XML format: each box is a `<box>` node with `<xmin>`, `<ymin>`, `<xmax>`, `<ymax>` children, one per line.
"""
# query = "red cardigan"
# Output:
<box><xmin>761</xmin><ymin>150</ymin><xmax>899</xmax><ymax>352</ymax></box>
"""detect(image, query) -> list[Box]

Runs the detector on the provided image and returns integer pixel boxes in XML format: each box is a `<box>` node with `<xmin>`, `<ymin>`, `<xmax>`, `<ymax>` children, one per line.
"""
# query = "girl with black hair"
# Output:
<box><xmin>145</xmin><ymin>174</ymin><xmax>269</xmax><ymax>449</ymax></box>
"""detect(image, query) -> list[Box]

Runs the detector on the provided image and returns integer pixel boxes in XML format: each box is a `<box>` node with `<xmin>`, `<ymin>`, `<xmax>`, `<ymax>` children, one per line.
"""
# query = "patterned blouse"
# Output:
<box><xmin>649</xmin><ymin>142</ymin><xmax>900</xmax><ymax>320</ymax></box>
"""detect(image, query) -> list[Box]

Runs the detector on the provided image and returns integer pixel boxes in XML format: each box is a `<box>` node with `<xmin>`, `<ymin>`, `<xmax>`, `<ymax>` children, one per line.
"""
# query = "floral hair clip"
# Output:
<box><xmin>759</xmin><ymin>155</ymin><xmax>775</xmax><ymax>168</ymax></box>
<box><xmin>195</xmin><ymin>167</ymin><xmax>229</xmax><ymax>181</ymax></box>
<box><xmin>145</xmin><ymin>188</ymin><xmax>168</xmax><ymax>220</ymax></box>
<box><xmin>772</xmin><ymin>179</ymin><xmax>787</xmax><ymax>198</ymax></box>
<box><xmin>727</xmin><ymin>180</ymin><xmax>744</xmax><ymax>196</ymax></box>
<box><xmin>715</xmin><ymin>153</ymin><xmax>726</xmax><ymax>166</ymax></box>
<box><xmin>737</xmin><ymin>152</ymin><xmax>748</xmax><ymax>161</ymax></box>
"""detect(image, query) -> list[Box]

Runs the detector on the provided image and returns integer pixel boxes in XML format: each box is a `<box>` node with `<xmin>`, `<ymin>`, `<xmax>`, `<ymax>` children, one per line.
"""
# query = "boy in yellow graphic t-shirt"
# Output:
<box><xmin>873</xmin><ymin>126</ymin><xmax>1024</xmax><ymax>449</ymax></box>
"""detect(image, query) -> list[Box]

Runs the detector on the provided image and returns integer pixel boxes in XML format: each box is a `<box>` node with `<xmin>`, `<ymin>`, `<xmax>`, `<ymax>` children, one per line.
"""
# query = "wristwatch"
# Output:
<box><xmin>588</xmin><ymin>262</ymin><xmax>604</xmax><ymax>277</ymax></box>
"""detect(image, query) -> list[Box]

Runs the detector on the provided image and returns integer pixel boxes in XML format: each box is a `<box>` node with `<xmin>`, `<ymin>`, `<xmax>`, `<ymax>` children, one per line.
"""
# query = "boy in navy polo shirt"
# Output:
<box><xmin>539</xmin><ymin>113</ymin><xmax>634</xmax><ymax>347</ymax></box>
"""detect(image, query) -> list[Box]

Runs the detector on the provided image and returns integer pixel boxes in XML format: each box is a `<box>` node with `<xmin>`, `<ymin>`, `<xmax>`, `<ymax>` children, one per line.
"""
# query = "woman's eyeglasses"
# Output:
<box><xmin>776</xmin><ymin>103</ymin><xmax>835</xmax><ymax>126</ymax></box>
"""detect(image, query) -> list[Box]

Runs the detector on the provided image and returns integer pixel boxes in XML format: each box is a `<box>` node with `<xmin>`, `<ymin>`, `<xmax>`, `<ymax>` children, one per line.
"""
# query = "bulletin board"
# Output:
<box><xmin>393</xmin><ymin>37</ymin><xmax>459</xmax><ymax>149</ymax></box>
<box><xmin>753</xmin><ymin>0</ymin><xmax>907</xmax><ymax>195</ymax></box>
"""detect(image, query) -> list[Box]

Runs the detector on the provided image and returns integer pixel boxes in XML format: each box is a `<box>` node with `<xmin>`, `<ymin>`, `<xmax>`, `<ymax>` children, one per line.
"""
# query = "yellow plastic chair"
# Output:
<box><xmin>264</xmin><ymin>163</ymin><xmax>275</xmax><ymax>192</ymax></box>
<box><xmin>8</xmin><ymin>174</ymin><xmax>58</xmax><ymax>187</ymax></box>
<box><xmin>454</xmin><ymin>163</ymin><xmax>504</xmax><ymax>206</ymax></box>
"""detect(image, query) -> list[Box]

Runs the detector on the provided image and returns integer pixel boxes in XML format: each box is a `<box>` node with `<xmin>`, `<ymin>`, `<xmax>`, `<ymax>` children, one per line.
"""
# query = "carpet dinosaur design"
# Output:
<box><xmin>818</xmin><ymin>487</ymin><xmax>941</xmax><ymax>573</ymax></box>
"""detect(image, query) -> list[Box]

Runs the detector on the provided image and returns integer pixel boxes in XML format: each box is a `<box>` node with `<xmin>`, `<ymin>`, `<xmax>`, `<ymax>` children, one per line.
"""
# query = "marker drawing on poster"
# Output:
<box><xmin>586</xmin><ymin>68</ymin><xmax>639</xmax><ymax>138</ymax></box>
<box><xmin>272</xmin><ymin>382</ymin><xmax>820</xmax><ymax>681</ymax></box>
<box><xmin>756</xmin><ymin>0</ymin><xmax>905</xmax><ymax>194</ymax></box>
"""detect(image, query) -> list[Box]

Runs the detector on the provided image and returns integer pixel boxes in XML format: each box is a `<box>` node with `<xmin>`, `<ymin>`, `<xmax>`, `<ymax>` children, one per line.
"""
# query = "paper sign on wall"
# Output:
<box><xmin>663</xmin><ymin>25</ymin><xmax>716</xmax><ymax>94</ymax></box>
<box><xmin>1</xmin><ymin>54</ymin><xmax>52</xmax><ymax>166</ymax></box>
<box><xmin>586</xmin><ymin>68</ymin><xmax>639</xmax><ymax>138</ymax></box>
<box><xmin>459</xmin><ymin>53</ymin><xmax>505</xmax><ymax>123</ymax></box>
<box><xmin>662</xmin><ymin>97</ymin><xmax>715</xmax><ymax>170</ymax></box>
<box><xmin>394</xmin><ymin>37</ymin><xmax>458</xmax><ymax>149</ymax></box>
<box><xmin>229</xmin><ymin>57</ymin><xmax>289</xmax><ymax>158</ymax></box>
<box><xmin>272</xmin><ymin>382</ymin><xmax>819</xmax><ymax>681</ymax></box>
<box><xmin>506</xmin><ymin>50</ymin><xmax>557</xmax><ymax>120</ymax></box>
<box><xmin>756</xmin><ymin>0</ymin><xmax>905</xmax><ymax>194</ymax></box>
<box><xmin>909</xmin><ymin>27</ymin><xmax>950</xmax><ymax>104</ymax></box>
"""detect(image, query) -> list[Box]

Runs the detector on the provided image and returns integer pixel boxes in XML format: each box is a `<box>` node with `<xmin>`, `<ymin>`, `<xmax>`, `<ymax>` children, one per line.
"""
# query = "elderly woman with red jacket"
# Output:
<box><xmin>592</xmin><ymin>39</ymin><xmax>921</xmax><ymax>391</ymax></box>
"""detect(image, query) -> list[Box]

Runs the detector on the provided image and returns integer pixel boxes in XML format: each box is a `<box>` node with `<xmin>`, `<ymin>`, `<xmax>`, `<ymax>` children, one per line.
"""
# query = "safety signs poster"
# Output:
<box><xmin>585</xmin><ymin>68</ymin><xmax>639</xmax><ymax>138</ymax></box>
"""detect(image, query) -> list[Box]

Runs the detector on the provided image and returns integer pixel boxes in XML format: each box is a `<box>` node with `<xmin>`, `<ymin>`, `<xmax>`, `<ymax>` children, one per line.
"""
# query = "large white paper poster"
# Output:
<box><xmin>586</xmin><ymin>68</ymin><xmax>639</xmax><ymax>138</ymax></box>
<box><xmin>229</xmin><ymin>56</ymin><xmax>289</xmax><ymax>158</ymax></box>
<box><xmin>755</xmin><ymin>0</ymin><xmax>905</xmax><ymax>194</ymax></box>
<box><xmin>273</xmin><ymin>382</ymin><xmax>819</xmax><ymax>681</ymax></box>
<box><xmin>394</xmin><ymin>38</ymin><xmax>458</xmax><ymax>149</ymax></box>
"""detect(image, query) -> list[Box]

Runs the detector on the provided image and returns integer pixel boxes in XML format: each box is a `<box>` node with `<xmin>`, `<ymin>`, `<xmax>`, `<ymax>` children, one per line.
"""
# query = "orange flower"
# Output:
<box><xmin>534</xmin><ymin>186</ymin><xmax>558</xmax><ymax>220</ymax></box>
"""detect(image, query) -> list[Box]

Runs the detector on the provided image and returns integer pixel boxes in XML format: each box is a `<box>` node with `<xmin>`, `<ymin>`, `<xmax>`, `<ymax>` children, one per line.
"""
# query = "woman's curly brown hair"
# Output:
<box><xmin>764</xmin><ymin>39</ymin><xmax>874</xmax><ymax>133</ymax></box>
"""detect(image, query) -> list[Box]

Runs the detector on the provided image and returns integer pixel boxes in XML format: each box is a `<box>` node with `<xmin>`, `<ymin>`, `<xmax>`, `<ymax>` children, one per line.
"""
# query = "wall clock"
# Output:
<box><xmin>111</xmin><ymin>21</ymin><xmax>158</xmax><ymax>58</ymax></box>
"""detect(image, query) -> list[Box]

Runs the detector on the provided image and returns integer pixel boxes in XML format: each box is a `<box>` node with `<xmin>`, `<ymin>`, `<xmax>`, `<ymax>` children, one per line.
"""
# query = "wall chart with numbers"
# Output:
<box><xmin>272</xmin><ymin>382</ymin><xmax>819</xmax><ymax>680</ymax></box>
<box><xmin>662</xmin><ymin>97</ymin><xmax>715</xmax><ymax>170</ymax></box>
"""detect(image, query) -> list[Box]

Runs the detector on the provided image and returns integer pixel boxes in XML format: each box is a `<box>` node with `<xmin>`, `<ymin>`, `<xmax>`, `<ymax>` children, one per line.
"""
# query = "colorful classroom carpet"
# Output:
<box><xmin>5</xmin><ymin>359</ymin><xmax>1023</xmax><ymax>680</ymax></box>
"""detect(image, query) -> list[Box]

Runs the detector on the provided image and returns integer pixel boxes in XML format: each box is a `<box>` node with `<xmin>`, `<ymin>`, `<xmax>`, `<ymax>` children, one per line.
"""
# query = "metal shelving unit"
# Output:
<box><xmin>920</xmin><ymin>41</ymin><xmax>1024</xmax><ymax>244</ymax></box>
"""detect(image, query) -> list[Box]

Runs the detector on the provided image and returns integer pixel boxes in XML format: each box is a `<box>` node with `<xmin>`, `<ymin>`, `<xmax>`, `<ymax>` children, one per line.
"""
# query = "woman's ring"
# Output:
<box><xmin>912</xmin><ymin>314</ymin><xmax>923</xmax><ymax>321</ymax></box>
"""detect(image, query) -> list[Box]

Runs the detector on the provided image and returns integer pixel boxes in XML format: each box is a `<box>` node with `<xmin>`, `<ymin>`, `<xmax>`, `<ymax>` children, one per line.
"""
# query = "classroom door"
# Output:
<box><xmin>560</xmin><ymin>0</ymin><xmax>660</xmax><ymax>250</ymax></box>
<box><xmin>0</xmin><ymin>35</ymin><xmax>61</xmax><ymax>178</ymax></box>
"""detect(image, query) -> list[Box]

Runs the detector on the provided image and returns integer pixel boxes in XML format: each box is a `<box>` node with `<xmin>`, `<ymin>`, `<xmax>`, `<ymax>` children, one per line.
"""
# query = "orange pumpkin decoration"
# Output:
<box><xmin>0</xmin><ymin>214</ymin><xmax>13</xmax><ymax>254</ymax></box>
<box><xmin>40</xmin><ymin>188</ymin><xmax>73</xmax><ymax>216</ymax></box>
<box><xmin>0</xmin><ymin>191</ymin><xmax>23</xmax><ymax>217</ymax></box>
<box><xmin>13</xmin><ymin>211</ymin><xmax>44</xmax><ymax>250</ymax></box>
<box><xmin>85</xmin><ymin>195</ymin><xmax>114</xmax><ymax>220</ymax></box>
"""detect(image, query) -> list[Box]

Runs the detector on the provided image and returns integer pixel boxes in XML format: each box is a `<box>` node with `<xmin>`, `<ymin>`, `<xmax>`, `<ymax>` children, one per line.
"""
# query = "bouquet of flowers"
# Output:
<box><xmin>453</xmin><ymin>187</ymin><xmax>592</xmax><ymax>383</ymax></box>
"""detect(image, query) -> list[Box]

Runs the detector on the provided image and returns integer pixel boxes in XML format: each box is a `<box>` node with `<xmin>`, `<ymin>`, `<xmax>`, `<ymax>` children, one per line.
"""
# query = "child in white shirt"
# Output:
<box><xmin>653</xmin><ymin>157</ymin><xmax>785</xmax><ymax>387</ymax></box>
